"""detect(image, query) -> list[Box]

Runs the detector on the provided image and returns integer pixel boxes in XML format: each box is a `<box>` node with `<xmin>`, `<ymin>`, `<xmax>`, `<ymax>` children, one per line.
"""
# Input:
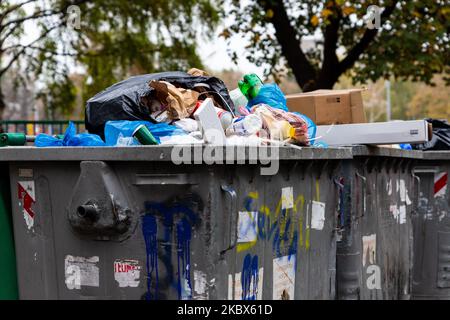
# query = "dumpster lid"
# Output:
<box><xmin>0</xmin><ymin>145</ymin><xmax>354</xmax><ymax>161</ymax></box>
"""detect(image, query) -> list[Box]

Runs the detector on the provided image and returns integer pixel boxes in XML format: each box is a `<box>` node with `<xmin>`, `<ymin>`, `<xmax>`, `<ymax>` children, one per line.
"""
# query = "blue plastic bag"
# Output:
<box><xmin>104</xmin><ymin>120</ymin><xmax>186</xmax><ymax>146</ymax></box>
<box><xmin>35</xmin><ymin>122</ymin><xmax>106</xmax><ymax>147</ymax></box>
<box><xmin>246</xmin><ymin>83</ymin><xmax>288</xmax><ymax>112</ymax></box>
<box><xmin>399</xmin><ymin>143</ymin><xmax>412</xmax><ymax>150</ymax></box>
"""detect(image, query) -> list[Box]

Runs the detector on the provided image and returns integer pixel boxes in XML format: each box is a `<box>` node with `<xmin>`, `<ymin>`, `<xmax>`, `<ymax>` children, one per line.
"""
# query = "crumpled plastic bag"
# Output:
<box><xmin>149</xmin><ymin>80</ymin><xmax>199</xmax><ymax>120</ymax></box>
<box><xmin>85</xmin><ymin>71</ymin><xmax>234</xmax><ymax>138</ymax></box>
<box><xmin>246</xmin><ymin>83</ymin><xmax>288</xmax><ymax>112</ymax></box>
<box><xmin>173</xmin><ymin>118</ymin><xmax>199</xmax><ymax>132</ymax></box>
<box><xmin>104</xmin><ymin>120</ymin><xmax>186</xmax><ymax>146</ymax></box>
<box><xmin>251</xmin><ymin>104</ymin><xmax>309</xmax><ymax>145</ymax></box>
<box><xmin>412</xmin><ymin>118</ymin><xmax>450</xmax><ymax>151</ymax></box>
<box><xmin>35</xmin><ymin>122</ymin><xmax>106</xmax><ymax>147</ymax></box>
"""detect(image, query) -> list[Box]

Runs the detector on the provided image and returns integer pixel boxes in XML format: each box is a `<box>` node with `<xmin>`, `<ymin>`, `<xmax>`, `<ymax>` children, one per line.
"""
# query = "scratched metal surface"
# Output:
<box><xmin>411</xmin><ymin>158</ymin><xmax>450</xmax><ymax>299</ymax></box>
<box><xmin>336</xmin><ymin>157</ymin><xmax>416</xmax><ymax>300</ymax></box>
<box><xmin>6</xmin><ymin>146</ymin><xmax>449</xmax><ymax>300</ymax></box>
<box><xmin>8</xmin><ymin>157</ymin><xmax>342</xmax><ymax>300</ymax></box>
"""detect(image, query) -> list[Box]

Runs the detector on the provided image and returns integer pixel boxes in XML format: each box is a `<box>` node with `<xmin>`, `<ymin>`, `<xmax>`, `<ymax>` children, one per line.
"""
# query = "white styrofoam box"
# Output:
<box><xmin>316</xmin><ymin>120</ymin><xmax>429</xmax><ymax>146</ymax></box>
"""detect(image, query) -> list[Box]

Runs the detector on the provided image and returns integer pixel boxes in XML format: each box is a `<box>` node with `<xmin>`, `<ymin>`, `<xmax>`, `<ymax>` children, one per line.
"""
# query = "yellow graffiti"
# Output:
<box><xmin>294</xmin><ymin>195</ymin><xmax>305</xmax><ymax>248</ymax></box>
<box><xmin>315</xmin><ymin>179</ymin><xmax>320</xmax><ymax>201</ymax></box>
<box><xmin>237</xmin><ymin>192</ymin><xmax>261</xmax><ymax>253</ymax></box>
<box><xmin>236</xmin><ymin>184</ymin><xmax>319</xmax><ymax>253</ymax></box>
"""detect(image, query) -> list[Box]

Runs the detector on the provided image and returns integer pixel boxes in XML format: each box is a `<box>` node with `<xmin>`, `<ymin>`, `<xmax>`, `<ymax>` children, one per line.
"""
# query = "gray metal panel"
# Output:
<box><xmin>412</xmin><ymin>160</ymin><xmax>450</xmax><ymax>299</ymax></box>
<box><xmin>9</xmin><ymin>157</ymin><xmax>340</xmax><ymax>300</ymax></box>
<box><xmin>336</xmin><ymin>157</ymin><xmax>415</xmax><ymax>300</ymax></box>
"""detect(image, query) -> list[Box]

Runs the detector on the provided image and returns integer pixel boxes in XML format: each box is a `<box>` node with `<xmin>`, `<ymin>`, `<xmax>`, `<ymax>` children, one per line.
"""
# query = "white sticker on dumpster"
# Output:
<box><xmin>281</xmin><ymin>187</ymin><xmax>294</xmax><ymax>210</ymax></box>
<box><xmin>65</xmin><ymin>255</ymin><xmax>99</xmax><ymax>290</ymax></box>
<box><xmin>227</xmin><ymin>274</ymin><xmax>233</xmax><ymax>300</ymax></box>
<box><xmin>193</xmin><ymin>270</ymin><xmax>208</xmax><ymax>299</ymax></box>
<box><xmin>311</xmin><ymin>201</ymin><xmax>326</xmax><ymax>230</ymax></box>
<box><xmin>114</xmin><ymin>259</ymin><xmax>141</xmax><ymax>288</ymax></box>
<box><xmin>273</xmin><ymin>255</ymin><xmax>295</xmax><ymax>300</ymax></box>
<box><xmin>399</xmin><ymin>205</ymin><xmax>406</xmax><ymax>224</ymax></box>
<box><xmin>362</xmin><ymin>234</ymin><xmax>376</xmax><ymax>267</ymax></box>
<box><xmin>237</xmin><ymin>211</ymin><xmax>258</xmax><ymax>243</ymax></box>
<box><xmin>18</xmin><ymin>181</ymin><xmax>36</xmax><ymax>230</ymax></box>
<box><xmin>231</xmin><ymin>268</ymin><xmax>263</xmax><ymax>300</ymax></box>
<box><xmin>399</xmin><ymin>179</ymin><xmax>412</xmax><ymax>205</ymax></box>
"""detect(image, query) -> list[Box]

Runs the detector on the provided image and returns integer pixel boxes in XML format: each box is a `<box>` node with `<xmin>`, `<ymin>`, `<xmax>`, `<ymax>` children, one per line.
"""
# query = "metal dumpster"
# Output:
<box><xmin>0</xmin><ymin>164</ymin><xmax>19</xmax><ymax>299</ymax></box>
<box><xmin>336</xmin><ymin>147</ymin><xmax>422</xmax><ymax>300</ymax></box>
<box><xmin>411</xmin><ymin>151</ymin><xmax>450</xmax><ymax>299</ymax></box>
<box><xmin>2</xmin><ymin>146</ymin><xmax>348</xmax><ymax>300</ymax></box>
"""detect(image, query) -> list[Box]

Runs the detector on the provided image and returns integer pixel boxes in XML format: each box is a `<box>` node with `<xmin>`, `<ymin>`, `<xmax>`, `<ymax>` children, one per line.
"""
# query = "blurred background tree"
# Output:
<box><xmin>220</xmin><ymin>0</ymin><xmax>449</xmax><ymax>92</ymax></box>
<box><xmin>0</xmin><ymin>0</ymin><xmax>448</xmax><ymax>122</ymax></box>
<box><xmin>0</xmin><ymin>0</ymin><xmax>219</xmax><ymax>119</ymax></box>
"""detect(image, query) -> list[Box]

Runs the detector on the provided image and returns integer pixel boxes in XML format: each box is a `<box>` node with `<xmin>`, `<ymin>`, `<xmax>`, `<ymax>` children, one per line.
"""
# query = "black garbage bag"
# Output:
<box><xmin>412</xmin><ymin>118</ymin><xmax>450</xmax><ymax>151</ymax></box>
<box><xmin>85</xmin><ymin>71</ymin><xmax>234</xmax><ymax>138</ymax></box>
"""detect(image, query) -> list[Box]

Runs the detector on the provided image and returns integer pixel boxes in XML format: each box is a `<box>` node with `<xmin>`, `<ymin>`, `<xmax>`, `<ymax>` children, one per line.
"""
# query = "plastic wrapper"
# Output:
<box><xmin>412</xmin><ymin>119</ymin><xmax>450</xmax><ymax>151</ymax></box>
<box><xmin>85</xmin><ymin>71</ymin><xmax>234</xmax><ymax>138</ymax></box>
<box><xmin>104</xmin><ymin>120</ymin><xmax>186</xmax><ymax>146</ymax></box>
<box><xmin>246</xmin><ymin>83</ymin><xmax>288</xmax><ymax>112</ymax></box>
<box><xmin>35</xmin><ymin>122</ymin><xmax>105</xmax><ymax>147</ymax></box>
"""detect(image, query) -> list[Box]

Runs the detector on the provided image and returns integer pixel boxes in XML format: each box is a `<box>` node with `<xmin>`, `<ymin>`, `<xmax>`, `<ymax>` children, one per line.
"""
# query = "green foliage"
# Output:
<box><xmin>0</xmin><ymin>0</ymin><xmax>219</xmax><ymax>117</ymax></box>
<box><xmin>38</xmin><ymin>75</ymin><xmax>78</xmax><ymax>118</ymax></box>
<box><xmin>220</xmin><ymin>0</ymin><xmax>449</xmax><ymax>90</ymax></box>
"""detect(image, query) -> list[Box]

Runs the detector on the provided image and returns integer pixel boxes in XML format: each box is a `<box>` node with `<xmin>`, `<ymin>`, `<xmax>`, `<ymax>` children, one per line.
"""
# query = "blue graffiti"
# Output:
<box><xmin>243</xmin><ymin>194</ymin><xmax>297</xmax><ymax>259</ymax></box>
<box><xmin>177</xmin><ymin>218</ymin><xmax>192</xmax><ymax>300</ymax></box>
<box><xmin>141</xmin><ymin>194</ymin><xmax>202</xmax><ymax>300</ymax></box>
<box><xmin>241</xmin><ymin>254</ymin><xmax>259</xmax><ymax>300</ymax></box>
<box><xmin>142</xmin><ymin>214</ymin><xmax>158</xmax><ymax>300</ymax></box>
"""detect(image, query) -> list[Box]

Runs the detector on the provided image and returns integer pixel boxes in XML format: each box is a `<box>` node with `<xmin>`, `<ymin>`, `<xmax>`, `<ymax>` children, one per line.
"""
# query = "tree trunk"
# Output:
<box><xmin>0</xmin><ymin>82</ymin><xmax>5</xmax><ymax>120</ymax></box>
<box><xmin>0</xmin><ymin>82</ymin><xmax>5</xmax><ymax>133</ymax></box>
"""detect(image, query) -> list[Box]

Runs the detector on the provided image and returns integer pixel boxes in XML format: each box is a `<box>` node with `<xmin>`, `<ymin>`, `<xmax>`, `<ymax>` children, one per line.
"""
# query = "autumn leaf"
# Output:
<box><xmin>311</xmin><ymin>15</ymin><xmax>319</xmax><ymax>27</ymax></box>
<box><xmin>265</xmin><ymin>9</ymin><xmax>274</xmax><ymax>19</ymax></box>
<box><xmin>219</xmin><ymin>28</ymin><xmax>231</xmax><ymax>39</ymax></box>
<box><xmin>321</xmin><ymin>8</ymin><xmax>333</xmax><ymax>19</ymax></box>
<box><xmin>343</xmin><ymin>6</ymin><xmax>356</xmax><ymax>16</ymax></box>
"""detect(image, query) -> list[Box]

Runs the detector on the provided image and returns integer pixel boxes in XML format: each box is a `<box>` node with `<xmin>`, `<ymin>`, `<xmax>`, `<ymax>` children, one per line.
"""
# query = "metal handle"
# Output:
<box><xmin>221</xmin><ymin>185</ymin><xmax>238</xmax><ymax>252</ymax></box>
<box><xmin>134</xmin><ymin>174</ymin><xmax>197</xmax><ymax>185</ymax></box>
<box><xmin>333</xmin><ymin>177</ymin><xmax>345</xmax><ymax>231</ymax></box>
<box><xmin>356</xmin><ymin>172</ymin><xmax>366</xmax><ymax>219</ymax></box>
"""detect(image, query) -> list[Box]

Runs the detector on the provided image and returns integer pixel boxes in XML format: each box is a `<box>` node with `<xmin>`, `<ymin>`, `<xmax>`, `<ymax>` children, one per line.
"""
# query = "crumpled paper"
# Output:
<box><xmin>187</xmin><ymin>68</ymin><xmax>210</xmax><ymax>77</ymax></box>
<box><xmin>149</xmin><ymin>80</ymin><xmax>200</xmax><ymax>120</ymax></box>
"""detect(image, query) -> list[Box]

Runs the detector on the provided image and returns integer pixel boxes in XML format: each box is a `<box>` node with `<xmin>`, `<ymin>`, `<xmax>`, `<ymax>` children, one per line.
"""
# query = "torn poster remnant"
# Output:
<box><xmin>114</xmin><ymin>259</ymin><xmax>141</xmax><ymax>288</ymax></box>
<box><xmin>273</xmin><ymin>255</ymin><xmax>296</xmax><ymax>300</ymax></box>
<box><xmin>18</xmin><ymin>181</ymin><xmax>36</xmax><ymax>230</ymax></box>
<box><xmin>65</xmin><ymin>255</ymin><xmax>99</xmax><ymax>290</ymax></box>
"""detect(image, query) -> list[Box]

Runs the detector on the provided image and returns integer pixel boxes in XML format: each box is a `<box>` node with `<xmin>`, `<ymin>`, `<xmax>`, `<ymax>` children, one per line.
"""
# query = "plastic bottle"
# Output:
<box><xmin>238</xmin><ymin>74</ymin><xmax>263</xmax><ymax>100</ymax></box>
<box><xmin>229</xmin><ymin>88</ymin><xmax>248</xmax><ymax>115</ymax></box>
<box><xmin>214</xmin><ymin>107</ymin><xmax>233</xmax><ymax>131</ymax></box>
<box><xmin>225</xmin><ymin>114</ymin><xmax>263</xmax><ymax>136</ymax></box>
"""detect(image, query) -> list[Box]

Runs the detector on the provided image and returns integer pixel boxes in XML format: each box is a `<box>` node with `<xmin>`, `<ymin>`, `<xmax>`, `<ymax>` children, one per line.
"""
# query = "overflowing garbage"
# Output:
<box><xmin>60</xmin><ymin>69</ymin><xmax>323</xmax><ymax>148</ymax></box>
<box><xmin>0</xmin><ymin>68</ymin><xmax>443</xmax><ymax>150</ymax></box>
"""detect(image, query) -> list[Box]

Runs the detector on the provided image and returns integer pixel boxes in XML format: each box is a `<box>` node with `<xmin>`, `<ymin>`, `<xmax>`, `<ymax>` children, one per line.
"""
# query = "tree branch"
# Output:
<box><xmin>338</xmin><ymin>0</ymin><xmax>399</xmax><ymax>75</ymax></box>
<box><xmin>0</xmin><ymin>23</ymin><xmax>63</xmax><ymax>76</ymax></box>
<box><xmin>0</xmin><ymin>0</ymin><xmax>38</xmax><ymax>23</ymax></box>
<box><xmin>257</xmin><ymin>0</ymin><xmax>317</xmax><ymax>90</ymax></box>
<box><xmin>317</xmin><ymin>1</ymin><xmax>342</xmax><ymax>88</ymax></box>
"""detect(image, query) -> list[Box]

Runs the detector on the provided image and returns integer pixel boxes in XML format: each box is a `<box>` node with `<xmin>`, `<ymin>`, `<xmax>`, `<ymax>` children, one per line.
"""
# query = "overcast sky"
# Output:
<box><xmin>19</xmin><ymin>2</ymin><xmax>263</xmax><ymax>76</ymax></box>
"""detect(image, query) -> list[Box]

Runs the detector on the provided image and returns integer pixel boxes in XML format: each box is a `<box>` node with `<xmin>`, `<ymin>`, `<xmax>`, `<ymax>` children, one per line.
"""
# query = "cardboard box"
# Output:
<box><xmin>316</xmin><ymin>120</ymin><xmax>430</xmax><ymax>146</ymax></box>
<box><xmin>286</xmin><ymin>89</ymin><xmax>366</xmax><ymax>125</ymax></box>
